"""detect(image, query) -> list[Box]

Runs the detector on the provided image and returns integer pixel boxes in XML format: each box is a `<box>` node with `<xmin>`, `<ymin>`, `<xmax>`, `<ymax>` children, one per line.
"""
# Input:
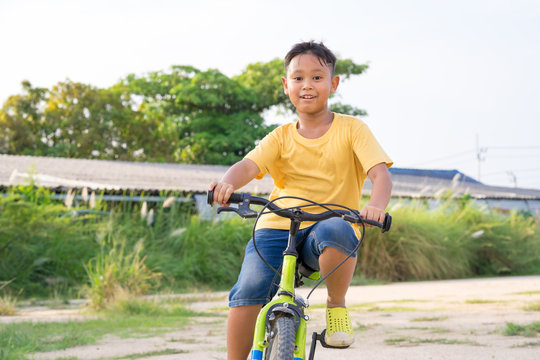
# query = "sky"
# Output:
<box><xmin>1</xmin><ymin>0</ymin><xmax>540</xmax><ymax>189</ymax></box>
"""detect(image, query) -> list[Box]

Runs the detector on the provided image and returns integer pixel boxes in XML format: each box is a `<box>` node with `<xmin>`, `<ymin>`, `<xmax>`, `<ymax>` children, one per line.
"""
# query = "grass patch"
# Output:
<box><xmin>0</xmin><ymin>300</ymin><xmax>196</xmax><ymax>359</ymax></box>
<box><xmin>398</xmin><ymin>326</ymin><xmax>450</xmax><ymax>334</ymax></box>
<box><xmin>512</xmin><ymin>290</ymin><xmax>540</xmax><ymax>295</ymax></box>
<box><xmin>512</xmin><ymin>340</ymin><xmax>540</xmax><ymax>348</ymax></box>
<box><xmin>349</xmin><ymin>276</ymin><xmax>389</xmax><ymax>286</ymax></box>
<box><xmin>504</xmin><ymin>322</ymin><xmax>540</xmax><ymax>337</ymax></box>
<box><xmin>465</xmin><ymin>299</ymin><xmax>501</xmax><ymax>304</ymax></box>
<box><xmin>523</xmin><ymin>301</ymin><xmax>540</xmax><ymax>311</ymax></box>
<box><xmin>349</xmin><ymin>300</ymin><xmax>428</xmax><ymax>312</ymax></box>
<box><xmin>385</xmin><ymin>336</ymin><xmax>482</xmax><ymax>346</ymax></box>
<box><xmin>367</xmin><ymin>306</ymin><xmax>419</xmax><ymax>312</ymax></box>
<box><xmin>411</xmin><ymin>316</ymin><xmax>448</xmax><ymax>322</ymax></box>
<box><xmin>168</xmin><ymin>337</ymin><xmax>200</xmax><ymax>344</ymax></box>
<box><xmin>207</xmin><ymin>306</ymin><xmax>230</xmax><ymax>312</ymax></box>
<box><xmin>353</xmin><ymin>322</ymin><xmax>377</xmax><ymax>332</ymax></box>
<box><xmin>112</xmin><ymin>348</ymin><xmax>189</xmax><ymax>359</ymax></box>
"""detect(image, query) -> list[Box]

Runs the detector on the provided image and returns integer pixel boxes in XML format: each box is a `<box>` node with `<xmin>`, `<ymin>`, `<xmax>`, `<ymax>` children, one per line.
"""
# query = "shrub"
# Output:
<box><xmin>82</xmin><ymin>220</ymin><xmax>162</xmax><ymax>310</ymax></box>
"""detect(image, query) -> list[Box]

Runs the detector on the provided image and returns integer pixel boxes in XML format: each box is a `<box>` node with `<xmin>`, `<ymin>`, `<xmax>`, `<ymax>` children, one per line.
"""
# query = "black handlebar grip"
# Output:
<box><xmin>228</xmin><ymin>192</ymin><xmax>244</xmax><ymax>204</ymax></box>
<box><xmin>207</xmin><ymin>189</ymin><xmax>215</xmax><ymax>205</ymax></box>
<box><xmin>207</xmin><ymin>189</ymin><xmax>245</xmax><ymax>205</ymax></box>
<box><xmin>382</xmin><ymin>213</ymin><xmax>392</xmax><ymax>233</ymax></box>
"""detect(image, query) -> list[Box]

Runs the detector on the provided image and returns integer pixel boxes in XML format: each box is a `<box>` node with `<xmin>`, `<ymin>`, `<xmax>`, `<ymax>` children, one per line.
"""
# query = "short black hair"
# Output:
<box><xmin>284</xmin><ymin>41</ymin><xmax>337</xmax><ymax>75</ymax></box>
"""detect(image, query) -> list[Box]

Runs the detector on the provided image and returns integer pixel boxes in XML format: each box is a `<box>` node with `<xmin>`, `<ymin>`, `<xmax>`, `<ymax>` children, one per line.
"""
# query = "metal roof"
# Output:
<box><xmin>2</xmin><ymin>154</ymin><xmax>540</xmax><ymax>200</ymax></box>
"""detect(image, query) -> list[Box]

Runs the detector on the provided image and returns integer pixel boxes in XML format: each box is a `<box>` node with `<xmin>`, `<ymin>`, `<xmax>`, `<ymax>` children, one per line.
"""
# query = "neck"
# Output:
<box><xmin>298</xmin><ymin>109</ymin><xmax>333</xmax><ymax>128</ymax></box>
<box><xmin>296</xmin><ymin>110</ymin><xmax>334</xmax><ymax>139</ymax></box>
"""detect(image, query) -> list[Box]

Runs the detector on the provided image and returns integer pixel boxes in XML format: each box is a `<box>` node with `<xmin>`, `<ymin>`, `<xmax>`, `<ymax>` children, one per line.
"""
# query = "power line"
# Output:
<box><xmin>483</xmin><ymin>167</ymin><xmax>540</xmax><ymax>177</ymax></box>
<box><xmin>410</xmin><ymin>149</ymin><xmax>475</xmax><ymax>167</ymax></box>
<box><xmin>487</xmin><ymin>154</ymin><xmax>540</xmax><ymax>159</ymax></box>
<box><xmin>487</xmin><ymin>146</ymin><xmax>540</xmax><ymax>151</ymax></box>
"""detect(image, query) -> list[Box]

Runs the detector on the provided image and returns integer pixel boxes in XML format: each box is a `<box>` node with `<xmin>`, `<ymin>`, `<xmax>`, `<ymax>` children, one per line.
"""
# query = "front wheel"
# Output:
<box><xmin>264</xmin><ymin>314</ymin><xmax>297</xmax><ymax>360</ymax></box>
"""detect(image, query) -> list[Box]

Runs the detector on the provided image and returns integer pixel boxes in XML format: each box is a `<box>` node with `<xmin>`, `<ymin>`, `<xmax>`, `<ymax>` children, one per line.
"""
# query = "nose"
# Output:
<box><xmin>301</xmin><ymin>79</ymin><xmax>313</xmax><ymax>90</ymax></box>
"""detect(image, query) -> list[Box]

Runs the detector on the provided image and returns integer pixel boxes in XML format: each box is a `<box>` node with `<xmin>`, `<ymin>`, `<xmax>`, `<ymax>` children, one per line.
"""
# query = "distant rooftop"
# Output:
<box><xmin>1</xmin><ymin>154</ymin><xmax>540</xmax><ymax>200</ymax></box>
<box><xmin>388</xmin><ymin>168</ymin><xmax>481</xmax><ymax>184</ymax></box>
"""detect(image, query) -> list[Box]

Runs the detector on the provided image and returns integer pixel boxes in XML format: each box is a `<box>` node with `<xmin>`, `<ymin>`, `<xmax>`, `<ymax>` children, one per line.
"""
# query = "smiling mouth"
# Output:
<box><xmin>300</xmin><ymin>95</ymin><xmax>316</xmax><ymax>99</ymax></box>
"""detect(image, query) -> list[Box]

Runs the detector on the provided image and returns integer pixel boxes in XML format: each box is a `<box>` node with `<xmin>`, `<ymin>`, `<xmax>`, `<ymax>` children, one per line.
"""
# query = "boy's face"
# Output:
<box><xmin>282</xmin><ymin>53</ymin><xmax>339</xmax><ymax>116</ymax></box>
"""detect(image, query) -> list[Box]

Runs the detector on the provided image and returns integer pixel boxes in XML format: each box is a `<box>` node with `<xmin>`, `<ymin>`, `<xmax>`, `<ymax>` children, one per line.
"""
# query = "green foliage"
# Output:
<box><xmin>0</xmin><ymin>57</ymin><xmax>369</xmax><ymax>164</ymax></box>
<box><xmin>0</xmin><ymin>185</ymin><xmax>100</xmax><ymax>297</ymax></box>
<box><xmin>358</xmin><ymin>197</ymin><xmax>540</xmax><ymax>281</ymax></box>
<box><xmin>0</xmin><ymin>81</ymin><xmax>137</xmax><ymax>159</ymax></box>
<box><xmin>82</xmin><ymin>224</ymin><xmax>161</xmax><ymax>310</ymax></box>
<box><xmin>120</xmin><ymin>66</ymin><xmax>274</xmax><ymax>164</ymax></box>
<box><xmin>504</xmin><ymin>322</ymin><xmax>540</xmax><ymax>337</ymax></box>
<box><xmin>144</xmin><ymin>216</ymin><xmax>253</xmax><ymax>289</ymax></box>
<box><xmin>2</xmin><ymin>187</ymin><xmax>539</xmax><ymax>300</ymax></box>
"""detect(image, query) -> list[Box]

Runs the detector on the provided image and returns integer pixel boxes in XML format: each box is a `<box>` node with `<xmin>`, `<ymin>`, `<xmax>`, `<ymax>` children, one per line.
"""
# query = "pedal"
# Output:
<box><xmin>318</xmin><ymin>330</ymin><xmax>351</xmax><ymax>349</ymax></box>
<box><xmin>308</xmin><ymin>330</ymin><xmax>350</xmax><ymax>359</ymax></box>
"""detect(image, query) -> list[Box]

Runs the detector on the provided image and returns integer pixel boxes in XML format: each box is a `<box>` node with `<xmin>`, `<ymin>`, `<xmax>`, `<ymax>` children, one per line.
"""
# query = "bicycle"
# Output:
<box><xmin>207</xmin><ymin>190</ymin><xmax>391</xmax><ymax>360</ymax></box>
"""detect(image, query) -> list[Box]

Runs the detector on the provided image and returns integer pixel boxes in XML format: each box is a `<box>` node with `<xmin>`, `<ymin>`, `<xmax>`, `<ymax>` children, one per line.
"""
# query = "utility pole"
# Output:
<box><xmin>507</xmin><ymin>171</ymin><xmax>517</xmax><ymax>188</ymax></box>
<box><xmin>476</xmin><ymin>134</ymin><xmax>487</xmax><ymax>182</ymax></box>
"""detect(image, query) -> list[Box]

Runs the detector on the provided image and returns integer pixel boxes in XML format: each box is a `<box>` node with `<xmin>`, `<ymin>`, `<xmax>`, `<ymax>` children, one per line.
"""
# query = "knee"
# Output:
<box><xmin>314</xmin><ymin>218</ymin><xmax>359</xmax><ymax>255</ymax></box>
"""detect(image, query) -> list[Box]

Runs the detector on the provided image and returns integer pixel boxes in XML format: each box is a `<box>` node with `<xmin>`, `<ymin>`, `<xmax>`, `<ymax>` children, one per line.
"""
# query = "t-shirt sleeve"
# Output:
<box><xmin>352</xmin><ymin>121</ymin><xmax>393</xmax><ymax>174</ymax></box>
<box><xmin>244</xmin><ymin>128</ymin><xmax>281</xmax><ymax>180</ymax></box>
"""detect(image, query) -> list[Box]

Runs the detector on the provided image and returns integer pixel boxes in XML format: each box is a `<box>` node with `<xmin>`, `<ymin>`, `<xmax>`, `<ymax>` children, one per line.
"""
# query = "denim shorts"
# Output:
<box><xmin>229</xmin><ymin>217</ymin><xmax>359</xmax><ymax>307</ymax></box>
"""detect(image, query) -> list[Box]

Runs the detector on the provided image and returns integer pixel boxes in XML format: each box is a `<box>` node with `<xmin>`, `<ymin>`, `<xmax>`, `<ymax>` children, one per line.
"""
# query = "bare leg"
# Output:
<box><xmin>318</xmin><ymin>246</ymin><xmax>357</xmax><ymax>307</ymax></box>
<box><xmin>227</xmin><ymin>305</ymin><xmax>261</xmax><ymax>360</ymax></box>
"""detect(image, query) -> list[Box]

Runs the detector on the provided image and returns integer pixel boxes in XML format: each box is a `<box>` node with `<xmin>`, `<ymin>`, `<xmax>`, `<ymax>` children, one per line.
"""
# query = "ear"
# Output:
<box><xmin>330</xmin><ymin>75</ymin><xmax>340</xmax><ymax>94</ymax></box>
<box><xmin>281</xmin><ymin>76</ymin><xmax>289</xmax><ymax>95</ymax></box>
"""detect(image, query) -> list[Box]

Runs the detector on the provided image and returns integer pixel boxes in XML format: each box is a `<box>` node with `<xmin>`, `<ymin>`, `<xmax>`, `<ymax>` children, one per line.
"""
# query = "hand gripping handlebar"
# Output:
<box><xmin>207</xmin><ymin>189</ymin><xmax>391</xmax><ymax>233</ymax></box>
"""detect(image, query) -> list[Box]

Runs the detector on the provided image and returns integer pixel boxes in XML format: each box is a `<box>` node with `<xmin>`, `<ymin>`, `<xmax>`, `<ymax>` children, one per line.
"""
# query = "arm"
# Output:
<box><xmin>360</xmin><ymin>162</ymin><xmax>392</xmax><ymax>224</ymax></box>
<box><xmin>209</xmin><ymin>158</ymin><xmax>260</xmax><ymax>206</ymax></box>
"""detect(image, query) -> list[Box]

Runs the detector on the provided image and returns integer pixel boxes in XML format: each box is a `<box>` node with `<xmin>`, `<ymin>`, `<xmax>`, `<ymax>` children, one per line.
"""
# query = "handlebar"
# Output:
<box><xmin>207</xmin><ymin>189</ymin><xmax>391</xmax><ymax>233</ymax></box>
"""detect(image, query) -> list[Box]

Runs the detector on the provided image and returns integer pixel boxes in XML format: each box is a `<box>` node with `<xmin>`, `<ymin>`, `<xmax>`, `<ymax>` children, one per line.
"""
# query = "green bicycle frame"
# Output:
<box><xmin>250</xmin><ymin>253</ymin><xmax>307</xmax><ymax>360</ymax></box>
<box><xmin>249</xmin><ymin>218</ymin><xmax>308</xmax><ymax>360</ymax></box>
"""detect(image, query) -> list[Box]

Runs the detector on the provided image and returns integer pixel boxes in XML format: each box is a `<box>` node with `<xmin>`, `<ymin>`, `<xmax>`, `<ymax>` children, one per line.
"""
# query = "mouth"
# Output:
<box><xmin>300</xmin><ymin>95</ymin><xmax>316</xmax><ymax>100</ymax></box>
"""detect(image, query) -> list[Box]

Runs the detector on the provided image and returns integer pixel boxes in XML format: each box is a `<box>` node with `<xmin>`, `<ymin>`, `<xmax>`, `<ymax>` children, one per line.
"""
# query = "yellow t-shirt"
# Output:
<box><xmin>245</xmin><ymin>113</ymin><xmax>393</xmax><ymax>233</ymax></box>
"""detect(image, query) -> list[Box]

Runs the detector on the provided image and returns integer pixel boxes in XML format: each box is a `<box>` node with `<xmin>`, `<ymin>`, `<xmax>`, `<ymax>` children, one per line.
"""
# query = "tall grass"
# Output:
<box><xmin>1</xmin><ymin>185</ymin><xmax>539</xmax><ymax>300</ymax></box>
<box><xmin>144</xmin><ymin>215</ymin><xmax>253</xmax><ymax>290</ymax></box>
<box><xmin>0</xmin><ymin>280</ymin><xmax>20</xmax><ymax>315</ymax></box>
<box><xmin>0</xmin><ymin>185</ymin><xmax>101</xmax><ymax>298</ymax></box>
<box><xmin>357</xmin><ymin>197</ymin><xmax>540</xmax><ymax>281</ymax></box>
<box><xmin>82</xmin><ymin>222</ymin><xmax>162</xmax><ymax>309</ymax></box>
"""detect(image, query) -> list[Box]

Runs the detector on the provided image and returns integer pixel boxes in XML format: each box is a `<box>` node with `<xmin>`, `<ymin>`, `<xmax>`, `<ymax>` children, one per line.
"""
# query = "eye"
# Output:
<box><xmin>313</xmin><ymin>76</ymin><xmax>322</xmax><ymax>80</ymax></box>
<box><xmin>293</xmin><ymin>77</ymin><xmax>303</xmax><ymax>81</ymax></box>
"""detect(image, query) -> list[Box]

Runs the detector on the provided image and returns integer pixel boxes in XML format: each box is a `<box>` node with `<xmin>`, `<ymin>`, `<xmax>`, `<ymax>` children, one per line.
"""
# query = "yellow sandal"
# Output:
<box><xmin>325</xmin><ymin>307</ymin><xmax>354</xmax><ymax>347</ymax></box>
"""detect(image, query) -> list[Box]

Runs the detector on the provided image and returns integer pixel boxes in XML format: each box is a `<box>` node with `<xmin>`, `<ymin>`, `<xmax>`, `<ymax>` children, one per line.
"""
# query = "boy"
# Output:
<box><xmin>210</xmin><ymin>41</ymin><xmax>392</xmax><ymax>360</ymax></box>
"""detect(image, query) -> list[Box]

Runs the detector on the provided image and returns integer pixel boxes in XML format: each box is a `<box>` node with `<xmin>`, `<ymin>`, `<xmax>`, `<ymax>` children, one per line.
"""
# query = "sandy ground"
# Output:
<box><xmin>4</xmin><ymin>275</ymin><xmax>540</xmax><ymax>360</ymax></box>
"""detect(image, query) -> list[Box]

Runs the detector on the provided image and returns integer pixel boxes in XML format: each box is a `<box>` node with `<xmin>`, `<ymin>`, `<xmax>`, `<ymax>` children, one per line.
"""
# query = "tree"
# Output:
<box><xmin>44</xmin><ymin>81</ymin><xmax>137</xmax><ymax>159</ymax></box>
<box><xmin>120</xmin><ymin>67</ymin><xmax>271</xmax><ymax>164</ymax></box>
<box><xmin>1</xmin><ymin>57</ymin><xmax>369</xmax><ymax>164</ymax></box>
<box><xmin>0</xmin><ymin>81</ymin><xmax>138</xmax><ymax>160</ymax></box>
<box><xmin>0</xmin><ymin>81</ymin><xmax>48</xmax><ymax>155</ymax></box>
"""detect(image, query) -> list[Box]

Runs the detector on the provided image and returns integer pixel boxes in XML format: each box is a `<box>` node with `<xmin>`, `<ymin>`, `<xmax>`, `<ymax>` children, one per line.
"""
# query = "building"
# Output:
<box><xmin>1</xmin><ymin>154</ymin><xmax>539</xmax><ymax>215</ymax></box>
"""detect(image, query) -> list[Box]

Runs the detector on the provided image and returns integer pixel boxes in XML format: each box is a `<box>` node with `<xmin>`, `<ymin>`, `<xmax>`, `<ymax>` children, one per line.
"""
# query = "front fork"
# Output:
<box><xmin>249</xmin><ymin>254</ymin><xmax>309</xmax><ymax>360</ymax></box>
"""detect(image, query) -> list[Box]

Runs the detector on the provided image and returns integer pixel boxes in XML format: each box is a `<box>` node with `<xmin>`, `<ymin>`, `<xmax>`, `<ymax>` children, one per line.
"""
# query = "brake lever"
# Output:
<box><xmin>217</xmin><ymin>200</ymin><xmax>258</xmax><ymax>218</ymax></box>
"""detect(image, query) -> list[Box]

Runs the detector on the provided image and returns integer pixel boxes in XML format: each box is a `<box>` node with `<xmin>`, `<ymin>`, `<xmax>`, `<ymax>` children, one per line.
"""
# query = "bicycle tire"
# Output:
<box><xmin>264</xmin><ymin>314</ymin><xmax>296</xmax><ymax>360</ymax></box>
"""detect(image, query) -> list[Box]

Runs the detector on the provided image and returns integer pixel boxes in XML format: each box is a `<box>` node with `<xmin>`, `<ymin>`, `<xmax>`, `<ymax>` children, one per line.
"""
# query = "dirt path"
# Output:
<box><xmin>7</xmin><ymin>275</ymin><xmax>540</xmax><ymax>360</ymax></box>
